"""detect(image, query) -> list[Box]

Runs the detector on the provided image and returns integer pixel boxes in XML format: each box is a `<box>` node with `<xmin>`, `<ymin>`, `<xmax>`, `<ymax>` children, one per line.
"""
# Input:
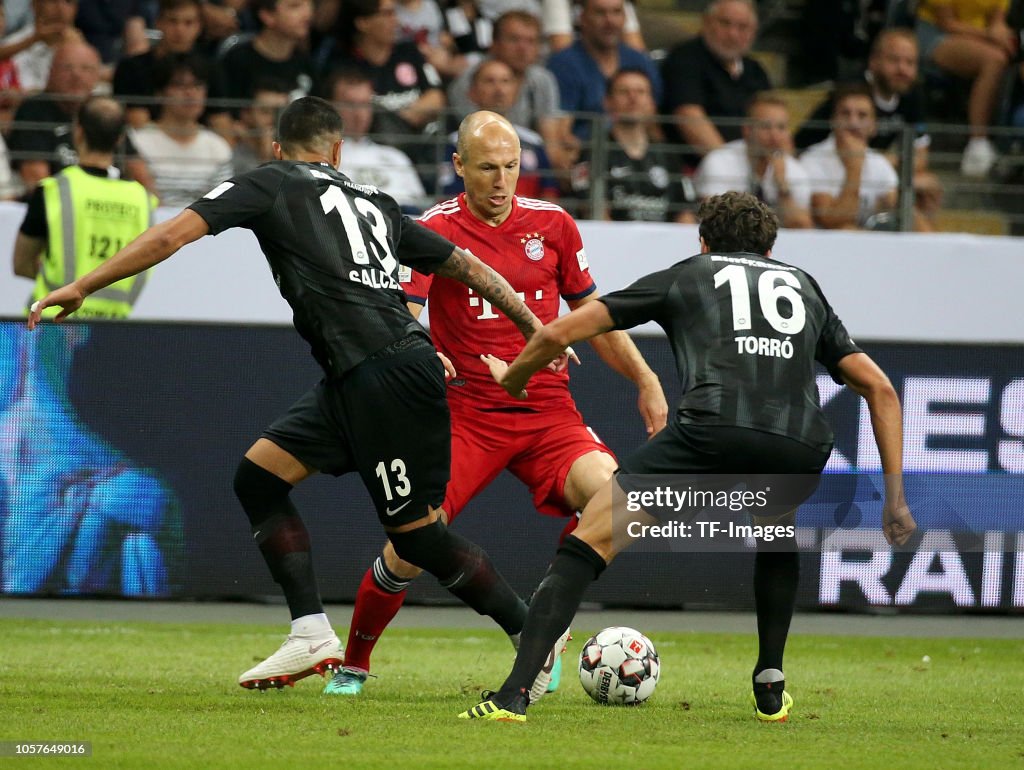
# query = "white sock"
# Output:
<box><xmin>291</xmin><ymin>613</ymin><xmax>332</xmax><ymax>637</ymax></box>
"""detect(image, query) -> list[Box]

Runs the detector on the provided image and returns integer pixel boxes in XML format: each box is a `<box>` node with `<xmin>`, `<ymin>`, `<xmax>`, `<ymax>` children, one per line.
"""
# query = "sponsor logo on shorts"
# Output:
<box><xmin>385</xmin><ymin>500</ymin><xmax>412</xmax><ymax>516</ymax></box>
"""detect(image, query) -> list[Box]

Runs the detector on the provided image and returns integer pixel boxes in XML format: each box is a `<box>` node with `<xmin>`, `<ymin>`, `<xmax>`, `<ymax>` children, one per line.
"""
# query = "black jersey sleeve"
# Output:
<box><xmin>806</xmin><ymin>274</ymin><xmax>863</xmax><ymax>382</ymax></box>
<box><xmin>187</xmin><ymin>165</ymin><xmax>284</xmax><ymax>235</ymax></box>
<box><xmin>395</xmin><ymin>216</ymin><xmax>457</xmax><ymax>274</ymax></box>
<box><xmin>19</xmin><ymin>185</ymin><xmax>47</xmax><ymax>238</ymax></box>
<box><xmin>598</xmin><ymin>267</ymin><xmax>676</xmax><ymax>330</ymax></box>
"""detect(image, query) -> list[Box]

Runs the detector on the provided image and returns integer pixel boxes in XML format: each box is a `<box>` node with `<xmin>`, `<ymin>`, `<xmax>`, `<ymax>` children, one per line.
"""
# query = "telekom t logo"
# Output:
<box><xmin>468</xmin><ymin>288</ymin><xmax>543</xmax><ymax>320</ymax></box>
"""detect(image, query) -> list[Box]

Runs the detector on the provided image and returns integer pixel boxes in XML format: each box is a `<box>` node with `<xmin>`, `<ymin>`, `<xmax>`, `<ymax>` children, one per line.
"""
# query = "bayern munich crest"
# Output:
<box><xmin>522</xmin><ymin>232</ymin><xmax>545</xmax><ymax>261</ymax></box>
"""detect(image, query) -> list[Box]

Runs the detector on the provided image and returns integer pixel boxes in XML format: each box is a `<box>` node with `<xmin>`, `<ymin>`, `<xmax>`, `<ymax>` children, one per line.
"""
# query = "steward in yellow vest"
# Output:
<box><xmin>13</xmin><ymin>96</ymin><xmax>157</xmax><ymax>320</ymax></box>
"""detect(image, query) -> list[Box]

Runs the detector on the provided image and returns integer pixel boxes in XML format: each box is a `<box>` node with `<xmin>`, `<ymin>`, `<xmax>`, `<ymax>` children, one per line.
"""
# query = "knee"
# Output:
<box><xmin>755</xmin><ymin>548</ymin><xmax>800</xmax><ymax>567</ymax></box>
<box><xmin>754</xmin><ymin>526</ymin><xmax>799</xmax><ymax>555</ymax></box>
<box><xmin>233</xmin><ymin>458</ymin><xmax>293</xmax><ymax>525</ymax></box>
<box><xmin>383</xmin><ymin>539</ymin><xmax>423</xmax><ymax>580</ymax></box>
<box><xmin>980</xmin><ymin>46</ymin><xmax>1010</xmax><ymax>70</ymax></box>
<box><xmin>564</xmin><ymin>451</ymin><xmax>618</xmax><ymax>510</ymax></box>
<box><xmin>234</xmin><ymin>457</ymin><xmax>290</xmax><ymax>500</ymax></box>
<box><xmin>388</xmin><ymin>518</ymin><xmax>449</xmax><ymax>572</ymax></box>
<box><xmin>580</xmin><ymin>523</ymin><xmax>616</xmax><ymax>564</ymax></box>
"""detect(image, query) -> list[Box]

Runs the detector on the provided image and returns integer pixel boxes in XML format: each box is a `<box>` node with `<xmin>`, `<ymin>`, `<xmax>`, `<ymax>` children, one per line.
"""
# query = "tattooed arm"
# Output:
<box><xmin>433</xmin><ymin>246</ymin><xmax>541</xmax><ymax>340</ymax></box>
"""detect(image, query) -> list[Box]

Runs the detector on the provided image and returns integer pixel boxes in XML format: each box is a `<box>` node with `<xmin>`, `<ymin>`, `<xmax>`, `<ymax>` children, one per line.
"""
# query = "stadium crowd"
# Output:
<box><xmin>0</xmin><ymin>0</ymin><xmax>1022</xmax><ymax>232</ymax></box>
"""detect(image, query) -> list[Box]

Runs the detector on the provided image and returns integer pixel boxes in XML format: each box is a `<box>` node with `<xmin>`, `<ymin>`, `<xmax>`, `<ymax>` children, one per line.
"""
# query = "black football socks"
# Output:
<box><xmin>753</xmin><ymin>550</ymin><xmax>799</xmax><ymax>676</ymax></box>
<box><xmin>495</xmin><ymin>536</ymin><xmax>607</xmax><ymax>703</ymax></box>
<box><xmin>234</xmin><ymin>458</ymin><xmax>323</xmax><ymax>619</ymax></box>
<box><xmin>389</xmin><ymin>519</ymin><xmax>528</xmax><ymax>636</ymax></box>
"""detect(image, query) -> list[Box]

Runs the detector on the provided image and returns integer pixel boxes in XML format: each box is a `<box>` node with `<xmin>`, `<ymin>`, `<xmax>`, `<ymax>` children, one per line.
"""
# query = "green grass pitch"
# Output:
<box><xmin>2</xmin><ymin>618</ymin><xmax>1022</xmax><ymax>769</ymax></box>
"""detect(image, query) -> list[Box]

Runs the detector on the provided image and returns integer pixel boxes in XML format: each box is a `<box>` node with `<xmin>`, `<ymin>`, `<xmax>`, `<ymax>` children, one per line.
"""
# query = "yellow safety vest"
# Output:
<box><xmin>32</xmin><ymin>166</ymin><xmax>156</xmax><ymax>319</ymax></box>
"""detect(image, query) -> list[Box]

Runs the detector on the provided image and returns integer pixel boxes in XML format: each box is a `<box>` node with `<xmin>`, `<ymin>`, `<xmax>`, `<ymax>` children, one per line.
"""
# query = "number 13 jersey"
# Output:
<box><xmin>407</xmin><ymin>194</ymin><xmax>597</xmax><ymax>411</ymax></box>
<box><xmin>188</xmin><ymin>161</ymin><xmax>456</xmax><ymax>378</ymax></box>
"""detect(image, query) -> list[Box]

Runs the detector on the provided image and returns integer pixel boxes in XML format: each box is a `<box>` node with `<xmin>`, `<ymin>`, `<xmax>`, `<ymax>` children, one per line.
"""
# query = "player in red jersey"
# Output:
<box><xmin>325</xmin><ymin>111</ymin><xmax>668</xmax><ymax>697</ymax></box>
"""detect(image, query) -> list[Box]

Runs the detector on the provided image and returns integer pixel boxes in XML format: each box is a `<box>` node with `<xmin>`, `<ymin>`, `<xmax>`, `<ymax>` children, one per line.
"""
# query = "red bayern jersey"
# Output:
<box><xmin>405</xmin><ymin>194</ymin><xmax>596</xmax><ymax>410</ymax></box>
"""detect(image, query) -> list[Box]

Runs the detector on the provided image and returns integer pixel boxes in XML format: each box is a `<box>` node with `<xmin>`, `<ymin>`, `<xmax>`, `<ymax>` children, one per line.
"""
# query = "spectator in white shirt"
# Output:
<box><xmin>128</xmin><ymin>53</ymin><xmax>232</xmax><ymax>207</ymax></box>
<box><xmin>0</xmin><ymin>0</ymin><xmax>81</xmax><ymax>92</ymax></box>
<box><xmin>696</xmin><ymin>94</ymin><xmax>813</xmax><ymax>229</ymax></box>
<box><xmin>800</xmin><ymin>84</ymin><xmax>899</xmax><ymax>230</ymax></box>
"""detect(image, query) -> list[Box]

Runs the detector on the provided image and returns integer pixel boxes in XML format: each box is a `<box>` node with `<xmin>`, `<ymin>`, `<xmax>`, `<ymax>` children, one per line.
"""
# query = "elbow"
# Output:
<box><xmin>861</xmin><ymin>372</ymin><xmax>899</xmax><ymax>407</ymax></box>
<box><xmin>877</xmin><ymin>379</ymin><xmax>901</xmax><ymax>409</ymax></box>
<box><xmin>157</xmin><ymin>219</ymin><xmax>195</xmax><ymax>256</ymax></box>
<box><xmin>162</xmin><ymin>229</ymin><xmax>186</xmax><ymax>254</ymax></box>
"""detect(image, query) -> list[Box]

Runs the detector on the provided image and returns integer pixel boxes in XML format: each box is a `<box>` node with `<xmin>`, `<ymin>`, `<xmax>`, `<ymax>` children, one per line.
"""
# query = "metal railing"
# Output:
<box><xmin>3</xmin><ymin>93</ymin><xmax>1023</xmax><ymax>235</ymax></box>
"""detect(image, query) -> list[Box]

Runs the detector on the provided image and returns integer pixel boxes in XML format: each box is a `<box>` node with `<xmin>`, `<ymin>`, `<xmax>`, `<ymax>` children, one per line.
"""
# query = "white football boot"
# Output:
<box><xmin>238</xmin><ymin>633</ymin><xmax>343</xmax><ymax>690</ymax></box>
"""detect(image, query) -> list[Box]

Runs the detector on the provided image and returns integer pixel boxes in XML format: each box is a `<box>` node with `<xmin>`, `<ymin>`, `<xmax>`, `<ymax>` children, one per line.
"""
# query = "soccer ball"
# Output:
<box><xmin>578</xmin><ymin>626</ymin><xmax>660</xmax><ymax>705</ymax></box>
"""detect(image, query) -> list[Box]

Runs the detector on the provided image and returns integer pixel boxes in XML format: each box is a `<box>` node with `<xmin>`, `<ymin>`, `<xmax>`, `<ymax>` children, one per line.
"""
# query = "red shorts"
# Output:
<box><xmin>443</xmin><ymin>401</ymin><xmax>616</xmax><ymax>521</ymax></box>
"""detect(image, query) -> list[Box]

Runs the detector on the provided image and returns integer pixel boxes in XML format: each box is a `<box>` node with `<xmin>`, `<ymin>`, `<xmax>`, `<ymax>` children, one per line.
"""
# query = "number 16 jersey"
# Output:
<box><xmin>407</xmin><ymin>194</ymin><xmax>597</xmax><ymax>411</ymax></box>
<box><xmin>600</xmin><ymin>251</ymin><xmax>862</xmax><ymax>451</ymax></box>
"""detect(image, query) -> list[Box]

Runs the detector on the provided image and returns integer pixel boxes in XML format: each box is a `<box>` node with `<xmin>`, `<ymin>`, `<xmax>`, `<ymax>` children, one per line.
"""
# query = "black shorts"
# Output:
<box><xmin>262</xmin><ymin>335</ymin><xmax>450</xmax><ymax>526</ymax></box>
<box><xmin>620</xmin><ymin>422</ymin><xmax>830</xmax><ymax>475</ymax></box>
<box><xmin>618</xmin><ymin>422</ymin><xmax>831</xmax><ymax>516</ymax></box>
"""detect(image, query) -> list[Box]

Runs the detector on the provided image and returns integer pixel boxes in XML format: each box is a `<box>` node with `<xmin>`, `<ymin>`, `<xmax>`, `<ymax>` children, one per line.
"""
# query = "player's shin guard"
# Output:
<box><xmin>495</xmin><ymin>535</ymin><xmax>606</xmax><ymax>703</ymax></box>
<box><xmin>234</xmin><ymin>458</ymin><xmax>323</xmax><ymax>619</ymax></box>
<box><xmin>389</xmin><ymin>519</ymin><xmax>527</xmax><ymax>636</ymax></box>
<box><xmin>344</xmin><ymin>558</ymin><xmax>411</xmax><ymax>672</ymax></box>
<box><xmin>753</xmin><ymin>550</ymin><xmax>799</xmax><ymax>676</ymax></box>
